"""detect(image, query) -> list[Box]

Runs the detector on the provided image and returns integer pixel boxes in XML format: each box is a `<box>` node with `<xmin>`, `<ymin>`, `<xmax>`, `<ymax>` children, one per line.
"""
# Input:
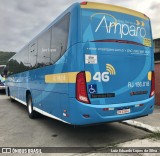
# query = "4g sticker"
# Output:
<box><xmin>93</xmin><ymin>72</ymin><xmax>110</xmax><ymax>82</ymax></box>
<box><xmin>93</xmin><ymin>64</ymin><xmax>116</xmax><ymax>82</ymax></box>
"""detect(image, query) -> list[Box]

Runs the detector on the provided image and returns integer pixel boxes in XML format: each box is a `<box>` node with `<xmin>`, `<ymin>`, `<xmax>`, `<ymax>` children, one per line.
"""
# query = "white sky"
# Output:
<box><xmin>0</xmin><ymin>0</ymin><xmax>159</xmax><ymax>52</ymax></box>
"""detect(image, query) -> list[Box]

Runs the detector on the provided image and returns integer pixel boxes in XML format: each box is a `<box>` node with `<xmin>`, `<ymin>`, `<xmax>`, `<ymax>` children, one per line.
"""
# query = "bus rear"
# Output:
<box><xmin>70</xmin><ymin>2</ymin><xmax>154</xmax><ymax>125</ymax></box>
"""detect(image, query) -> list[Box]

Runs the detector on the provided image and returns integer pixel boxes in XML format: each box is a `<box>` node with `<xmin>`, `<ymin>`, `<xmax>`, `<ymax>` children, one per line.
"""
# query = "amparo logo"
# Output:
<box><xmin>91</xmin><ymin>13</ymin><xmax>146</xmax><ymax>39</ymax></box>
<box><xmin>93</xmin><ymin>64</ymin><xmax>116</xmax><ymax>82</ymax></box>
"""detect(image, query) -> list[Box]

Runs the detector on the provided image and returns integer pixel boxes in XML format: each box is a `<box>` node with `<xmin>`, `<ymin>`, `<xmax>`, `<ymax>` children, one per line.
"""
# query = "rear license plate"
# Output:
<box><xmin>117</xmin><ymin>109</ymin><xmax>130</xmax><ymax>115</ymax></box>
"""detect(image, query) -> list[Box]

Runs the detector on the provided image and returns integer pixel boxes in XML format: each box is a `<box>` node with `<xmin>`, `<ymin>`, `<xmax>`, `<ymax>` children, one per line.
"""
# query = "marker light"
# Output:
<box><xmin>83</xmin><ymin>114</ymin><xmax>90</xmax><ymax>118</ymax></box>
<box><xmin>80</xmin><ymin>1</ymin><xmax>88</xmax><ymax>5</ymax></box>
<box><xmin>150</xmin><ymin>71</ymin><xmax>155</xmax><ymax>97</ymax></box>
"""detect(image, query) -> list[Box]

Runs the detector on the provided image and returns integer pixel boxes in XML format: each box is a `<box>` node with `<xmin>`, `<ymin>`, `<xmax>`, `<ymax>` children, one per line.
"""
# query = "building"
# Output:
<box><xmin>154</xmin><ymin>38</ymin><xmax>160</xmax><ymax>105</ymax></box>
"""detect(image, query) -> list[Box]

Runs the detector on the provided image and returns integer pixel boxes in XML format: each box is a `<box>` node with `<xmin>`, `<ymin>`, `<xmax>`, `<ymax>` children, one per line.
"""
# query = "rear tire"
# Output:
<box><xmin>27</xmin><ymin>94</ymin><xmax>38</xmax><ymax>119</ymax></box>
<box><xmin>10</xmin><ymin>96</ymin><xmax>15</xmax><ymax>102</ymax></box>
<box><xmin>8</xmin><ymin>88</ymin><xmax>15</xmax><ymax>102</ymax></box>
<box><xmin>7</xmin><ymin>87</ymin><xmax>10</xmax><ymax>97</ymax></box>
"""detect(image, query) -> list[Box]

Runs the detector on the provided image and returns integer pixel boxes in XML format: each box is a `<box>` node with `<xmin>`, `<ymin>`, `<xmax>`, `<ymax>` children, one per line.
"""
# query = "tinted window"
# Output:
<box><xmin>8</xmin><ymin>47</ymin><xmax>29</xmax><ymax>75</ymax></box>
<box><xmin>29</xmin><ymin>41</ymin><xmax>37</xmax><ymax>68</ymax></box>
<box><xmin>155</xmin><ymin>39</ymin><xmax>160</xmax><ymax>47</ymax></box>
<box><xmin>37</xmin><ymin>30</ymin><xmax>51</xmax><ymax>67</ymax></box>
<box><xmin>155</xmin><ymin>53</ymin><xmax>160</xmax><ymax>62</ymax></box>
<box><xmin>51</xmin><ymin>13</ymin><xmax>70</xmax><ymax>64</ymax></box>
<box><xmin>8</xmin><ymin>13</ymin><xmax>70</xmax><ymax>75</ymax></box>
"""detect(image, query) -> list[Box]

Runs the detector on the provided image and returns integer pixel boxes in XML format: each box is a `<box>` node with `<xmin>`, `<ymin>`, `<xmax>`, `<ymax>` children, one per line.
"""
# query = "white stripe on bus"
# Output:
<box><xmin>10</xmin><ymin>96</ymin><xmax>70</xmax><ymax>124</ymax></box>
<box><xmin>10</xmin><ymin>96</ymin><xmax>27</xmax><ymax>106</ymax></box>
<box><xmin>33</xmin><ymin>107</ymin><xmax>70</xmax><ymax>124</ymax></box>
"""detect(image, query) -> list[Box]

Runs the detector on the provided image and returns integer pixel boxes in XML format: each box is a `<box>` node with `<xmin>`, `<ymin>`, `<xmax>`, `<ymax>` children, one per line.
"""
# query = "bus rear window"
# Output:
<box><xmin>82</xmin><ymin>9</ymin><xmax>152</xmax><ymax>47</ymax></box>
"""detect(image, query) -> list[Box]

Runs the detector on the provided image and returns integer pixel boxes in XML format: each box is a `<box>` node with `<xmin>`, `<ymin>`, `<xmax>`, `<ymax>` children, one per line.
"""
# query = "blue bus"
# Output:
<box><xmin>6</xmin><ymin>2</ymin><xmax>155</xmax><ymax>125</ymax></box>
<box><xmin>0</xmin><ymin>65</ymin><xmax>6</xmax><ymax>91</ymax></box>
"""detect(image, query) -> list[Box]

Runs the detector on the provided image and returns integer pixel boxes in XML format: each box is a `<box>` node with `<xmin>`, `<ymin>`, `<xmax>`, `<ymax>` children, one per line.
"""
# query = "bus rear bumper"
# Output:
<box><xmin>69</xmin><ymin>96</ymin><xmax>155</xmax><ymax>125</ymax></box>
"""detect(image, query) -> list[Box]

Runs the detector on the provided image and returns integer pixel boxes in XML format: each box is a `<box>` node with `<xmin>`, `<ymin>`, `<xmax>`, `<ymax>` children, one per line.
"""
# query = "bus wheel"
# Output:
<box><xmin>27</xmin><ymin>94</ymin><xmax>38</xmax><ymax>119</ymax></box>
<box><xmin>8</xmin><ymin>88</ymin><xmax>15</xmax><ymax>102</ymax></box>
<box><xmin>10</xmin><ymin>96</ymin><xmax>15</xmax><ymax>102</ymax></box>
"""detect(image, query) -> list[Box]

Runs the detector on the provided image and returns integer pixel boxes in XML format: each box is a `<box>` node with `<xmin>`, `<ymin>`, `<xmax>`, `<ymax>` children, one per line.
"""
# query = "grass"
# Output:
<box><xmin>148</xmin><ymin>132</ymin><xmax>160</xmax><ymax>140</ymax></box>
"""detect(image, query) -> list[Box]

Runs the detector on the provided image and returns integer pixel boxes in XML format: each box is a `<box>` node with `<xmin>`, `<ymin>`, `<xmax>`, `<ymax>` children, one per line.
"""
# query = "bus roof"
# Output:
<box><xmin>80</xmin><ymin>2</ymin><xmax>149</xmax><ymax>20</ymax></box>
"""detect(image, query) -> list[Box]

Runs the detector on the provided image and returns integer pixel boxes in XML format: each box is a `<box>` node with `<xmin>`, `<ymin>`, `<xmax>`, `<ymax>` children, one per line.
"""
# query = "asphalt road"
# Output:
<box><xmin>0</xmin><ymin>93</ymin><xmax>149</xmax><ymax>150</ymax></box>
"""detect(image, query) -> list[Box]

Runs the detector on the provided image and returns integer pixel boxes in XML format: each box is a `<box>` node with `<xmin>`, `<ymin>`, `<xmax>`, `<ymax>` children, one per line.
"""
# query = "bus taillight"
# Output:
<box><xmin>76</xmin><ymin>71</ymin><xmax>90</xmax><ymax>104</ymax></box>
<box><xmin>80</xmin><ymin>1</ymin><xmax>88</xmax><ymax>5</ymax></box>
<box><xmin>150</xmin><ymin>71</ymin><xmax>155</xmax><ymax>97</ymax></box>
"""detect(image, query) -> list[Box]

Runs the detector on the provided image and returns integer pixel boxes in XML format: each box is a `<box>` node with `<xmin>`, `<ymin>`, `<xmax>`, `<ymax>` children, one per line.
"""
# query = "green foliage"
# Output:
<box><xmin>148</xmin><ymin>132</ymin><xmax>160</xmax><ymax>140</ymax></box>
<box><xmin>0</xmin><ymin>51</ymin><xmax>15</xmax><ymax>74</ymax></box>
<box><xmin>0</xmin><ymin>51</ymin><xmax>15</xmax><ymax>65</ymax></box>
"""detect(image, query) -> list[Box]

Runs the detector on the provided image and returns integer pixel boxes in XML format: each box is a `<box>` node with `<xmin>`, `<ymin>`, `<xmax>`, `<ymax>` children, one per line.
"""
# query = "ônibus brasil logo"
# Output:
<box><xmin>91</xmin><ymin>13</ymin><xmax>146</xmax><ymax>39</ymax></box>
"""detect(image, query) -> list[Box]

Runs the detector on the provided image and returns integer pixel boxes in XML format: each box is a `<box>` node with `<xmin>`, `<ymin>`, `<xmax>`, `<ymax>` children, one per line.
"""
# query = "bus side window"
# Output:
<box><xmin>37</xmin><ymin>30</ymin><xmax>51</xmax><ymax>67</ymax></box>
<box><xmin>51</xmin><ymin>13</ymin><xmax>70</xmax><ymax>64</ymax></box>
<box><xmin>29</xmin><ymin>42</ymin><xmax>37</xmax><ymax>69</ymax></box>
